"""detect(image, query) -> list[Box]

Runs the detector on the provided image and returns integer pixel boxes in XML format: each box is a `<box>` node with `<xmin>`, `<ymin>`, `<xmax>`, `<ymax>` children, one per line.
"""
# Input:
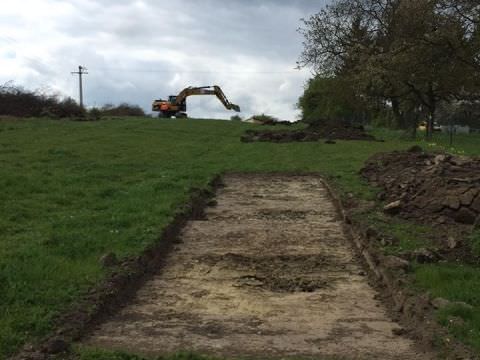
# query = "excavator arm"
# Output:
<box><xmin>175</xmin><ymin>86</ymin><xmax>241</xmax><ymax>112</ymax></box>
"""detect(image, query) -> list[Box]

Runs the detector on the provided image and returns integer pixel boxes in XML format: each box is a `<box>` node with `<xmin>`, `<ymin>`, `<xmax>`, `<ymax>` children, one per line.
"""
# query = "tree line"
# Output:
<box><xmin>297</xmin><ymin>0</ymin><xmax>480</xmax><ymax>138</ymax></box>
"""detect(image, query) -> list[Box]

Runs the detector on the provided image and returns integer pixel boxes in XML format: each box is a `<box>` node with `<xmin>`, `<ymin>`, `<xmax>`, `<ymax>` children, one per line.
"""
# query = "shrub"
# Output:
<box><xmin>100</xmin><ymin>103</ymin><xmax>145</xmax><ymax>117</ymax></box>
<box><xmin>251</xmin><ymin>114</ymin><xmax>278</xmax><ymax>125</ymax></box>
<box><xmin>0</xmin><ymin>82</ymin><xmax>85</xmax><ymax>118</ymax></box>
<box><xmin>88</xmin><ymin>108</ymin><xmax>102</xmax><ymax>121</ymax></box>
<box><xmin>0</xmin><ymin>83</ymin><xmax>146</xmax><ymax>119</ymax></box>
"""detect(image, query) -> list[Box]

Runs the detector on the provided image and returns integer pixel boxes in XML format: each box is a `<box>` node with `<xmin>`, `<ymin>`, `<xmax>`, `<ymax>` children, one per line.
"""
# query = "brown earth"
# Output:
<box><xmin>83</xmin><ymin>174</ymin><xmax>431</xmax><ymax>359</ymax></box>
<box><xmin>361</xmin><ymin>146</ymin><xmax>480</xmax><ymax>226</ymax></box>
<box><xmin>361</xmin><ymin>147</ymin><xmax>480</xmax><ymax>258</ymax></box>
<box><xmin>241</xmin><ymin>124</ymin><xmax>376</xmax><ymax>143</ymax></box>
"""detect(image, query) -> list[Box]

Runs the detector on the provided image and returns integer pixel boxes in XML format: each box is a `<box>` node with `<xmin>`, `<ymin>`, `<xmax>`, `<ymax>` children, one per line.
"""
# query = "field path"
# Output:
<box><xmin>84</xmin><ymin>174</ymin><xmax>430</xmax><ymax>359</ymax></box>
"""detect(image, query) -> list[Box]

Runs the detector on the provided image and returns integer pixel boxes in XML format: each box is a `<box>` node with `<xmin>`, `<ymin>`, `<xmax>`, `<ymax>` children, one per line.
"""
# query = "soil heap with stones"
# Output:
<box><xmin>361</xmin><ymin>146</ymin><xmax>480</xmax><ymax>229</ymax></box>
<box><xmin>241</xmin><ymin>123</ymin><xmax>376</xmax><ymax>143</ymax></box>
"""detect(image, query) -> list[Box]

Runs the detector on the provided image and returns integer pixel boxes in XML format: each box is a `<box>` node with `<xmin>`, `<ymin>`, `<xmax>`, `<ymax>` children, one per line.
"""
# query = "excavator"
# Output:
<box><xmin>152</xmin><ymin>85</ymin><xmax>241</xmax><ymax>118</ymax></box>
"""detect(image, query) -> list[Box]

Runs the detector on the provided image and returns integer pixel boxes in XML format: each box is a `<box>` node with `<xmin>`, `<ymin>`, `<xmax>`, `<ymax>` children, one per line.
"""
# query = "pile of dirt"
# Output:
<box><xmin>361</xmin><ymin>146</ymin><xmax>480</xmax><ymax>229</ymax></box>
<box><xmin>241</xmin><ymin>123</ymin><xmax>376</xmax><ymax>143</ymax></box>
<box><xmin>258</xmin><ymin>119</ymin><xmax>294</xmax><ymax>126</ymax></box>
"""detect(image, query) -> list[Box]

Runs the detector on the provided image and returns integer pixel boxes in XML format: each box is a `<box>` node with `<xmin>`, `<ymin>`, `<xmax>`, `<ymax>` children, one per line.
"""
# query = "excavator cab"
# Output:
<box><xmin>168</xmin><ymin>96</ymin><xmax>186</xmax><ymax>112</ymax></box>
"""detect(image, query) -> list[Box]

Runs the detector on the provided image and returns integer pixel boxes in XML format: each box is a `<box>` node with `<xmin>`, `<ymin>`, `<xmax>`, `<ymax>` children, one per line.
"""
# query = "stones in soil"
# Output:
<box><xmin>454</xmin><ymin>207</ymin><xmax>477</xmax><ymax>225</ymax></box>
<box><xmin>384</xmin><ymin>200</ymin><xmax>402</xmax><ymax>215</ymax></box>
<box><xmin>431</xmin><ymin>297</ymin><xmax>473</xmax><ymax>311</ymax></box>
<box><xmin>383</xmin><ymin>255</ymin><xmax>410</xmax><ymax>271</ymax></box>
<box><xmin>41</xmin><ymin>338</ymin><xmax>69</xmax><ymax>354</ymax></box>
<box><xmin>431</xmin><ymin>297</ymin><xmax>452</xmax><ymax>310</ymax></box>
<box><xmin>411</xmin><ymin>248</ymin><xmax>440</xmax><ymax>264</ymax></box>
<box><xmin>361</xmin><ymin>149</ymin><xmax>480</xmax><ymax>227</ymax></box>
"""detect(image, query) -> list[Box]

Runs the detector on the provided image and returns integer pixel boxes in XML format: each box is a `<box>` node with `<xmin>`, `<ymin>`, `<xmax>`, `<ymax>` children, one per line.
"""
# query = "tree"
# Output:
<box><xmin>298</xmin><ymin>75</ymin><xmax>367</xmax><ymax>124</ymax></box>
<box><xmin>298</xmin><ymin>0</ymin><xmax>480</xmax><ymax>138</ymax></box>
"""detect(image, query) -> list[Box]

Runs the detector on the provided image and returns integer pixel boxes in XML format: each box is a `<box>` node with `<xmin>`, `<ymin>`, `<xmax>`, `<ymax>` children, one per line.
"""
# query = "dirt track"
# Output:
<box><xmin>84</xmin><ymin>174</ymin><xmax>431</xmax><ymax>359</ymax></box>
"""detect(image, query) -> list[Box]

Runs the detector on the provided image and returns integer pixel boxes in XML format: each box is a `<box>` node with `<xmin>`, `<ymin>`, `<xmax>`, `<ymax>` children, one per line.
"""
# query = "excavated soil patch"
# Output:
<box><xmin>199</xmin><ymin>253</ymin><xmax>338</xmax><ymax>293</ymax></box>
<box><xmin>241</xmin><ymin>124</ymin><xmax>376</xmax><ymax>143</ymax></box>
<box><xmin>84</xmin><ymin>174</ymin><xmax>431</xmax><ymax>359</ymax></box>
<box><xmin>361</xmin><ymin>148</ymin><xmax>480</xmax><ymax>256</ymax></box>
<box><xmin>362</xmin><ymin>147</ymin><xmax>480</xmax><ymax>226</ymax></box>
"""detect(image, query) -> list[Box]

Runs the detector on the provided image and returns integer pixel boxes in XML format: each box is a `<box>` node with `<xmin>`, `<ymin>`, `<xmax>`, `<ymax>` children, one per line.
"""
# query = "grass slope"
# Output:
<box><xmin>0</xmin><ymin>118</ymin><xmax>479</xmax><ymax>358</ymax></box>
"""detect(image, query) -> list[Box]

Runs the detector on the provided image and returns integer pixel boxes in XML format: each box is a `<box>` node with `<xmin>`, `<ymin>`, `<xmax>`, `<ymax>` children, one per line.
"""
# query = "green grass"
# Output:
<box><xmin>470</xmin><ymin>231</ymin><xmax>480</xmax><ymax>257</ymax></box>
<box><xmin>415</xmin><ymin>264</ymin><xmax>480</xmax><ymax>351</ymax></box>
<box><xmin>76</xmin><ymin>348</ymin><xmax>220</xmax><ymax>360</ymax></box>
<box><xmin>75</xmin><ymin>347</ymin><xmax>343</xmax><ymax>360</ymax></box>
<box><xmin>372</xmin><ymin>128</ymin><xmax>480</xmax><ymax>156</ymax></box>
<box><xmin>420</xmin><ymin>132</ymin><xmax>480</xmax><ymax>156</ymax></box>
<box><xmin>0</xmin><ymin>118</ymin><xmax>479</xmax><ymax>358</ymax></box>
<box><xmin>358</xmin><ymin>211</ymin><xmax>434</xmax><ymax>255</ymax></box>
<box><xmin>416</xmin><ymin>264</ymin><xmax>480</xmax><ymax>307</ymax></box>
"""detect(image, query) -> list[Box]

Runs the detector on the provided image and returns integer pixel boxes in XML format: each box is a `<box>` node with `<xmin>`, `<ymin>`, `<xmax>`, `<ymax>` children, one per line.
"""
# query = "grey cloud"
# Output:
<box><xmin>1</xmin><ymin>0</ymin><xmax>326</xmax><ymax>119</ymax></box>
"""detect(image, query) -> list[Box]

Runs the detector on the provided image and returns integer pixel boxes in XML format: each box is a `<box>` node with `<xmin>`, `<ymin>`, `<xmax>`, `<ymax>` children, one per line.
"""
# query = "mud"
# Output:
<box><xmin>84</xmin><ymin>174</ymin><xmax>430</xmax><ymax>359</ymax></box>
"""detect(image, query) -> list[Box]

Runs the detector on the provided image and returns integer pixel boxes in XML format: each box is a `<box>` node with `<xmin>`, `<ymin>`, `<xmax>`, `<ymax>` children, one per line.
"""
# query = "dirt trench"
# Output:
<box><xmin>84</xmin><ymin>174</ymin><xmax>431</xmax><ymax>359</ymax></box>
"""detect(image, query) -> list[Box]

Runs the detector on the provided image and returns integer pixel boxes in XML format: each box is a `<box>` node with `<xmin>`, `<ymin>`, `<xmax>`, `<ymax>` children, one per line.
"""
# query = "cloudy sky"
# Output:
<box><xmin>0</xmin><ymin>0</ymin><xmax>328</xmax><ymax>120</ymax></box>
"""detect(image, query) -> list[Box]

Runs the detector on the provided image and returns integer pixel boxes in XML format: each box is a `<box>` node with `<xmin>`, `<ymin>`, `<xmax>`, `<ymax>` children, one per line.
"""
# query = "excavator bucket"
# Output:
<box><xmin>231</xmin><ymin>104</ymin><xmax>241</xmax><ymax>112</ymax></box>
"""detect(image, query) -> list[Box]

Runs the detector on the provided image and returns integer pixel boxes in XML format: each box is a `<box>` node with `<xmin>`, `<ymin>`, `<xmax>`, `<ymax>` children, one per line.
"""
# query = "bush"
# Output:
<box><xmin>0</xmin><ymin>83</ymin><xmax>146</xmax><ymax>120</ymax></box>
<box><xmin>88</xmin><ymin>108</ymin><xmax>102</xmax><ymax>121</ymax></box>
<box><xmin>0</xmin><ymin>82</ymin><xmax>85</xmax><ymax>118</ymax></box>
<box><xmin>230</xmin><ymin>115</ymin><xmax>243</xmax><ymax>121</ymax></box>
<box><xmin>251</xmin><ymin>114</ymin><xmax>278</xmax><ymax>125</ymax></box>
<box><xmin>100</xmin><ymin>103</ymin><xmax>145</xmax><ymax>117</ymax></box>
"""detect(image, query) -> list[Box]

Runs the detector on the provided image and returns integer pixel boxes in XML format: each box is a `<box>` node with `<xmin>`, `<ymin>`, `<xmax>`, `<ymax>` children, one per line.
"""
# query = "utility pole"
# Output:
<box><xmin>71</xmin><ymin>65</ymin><xmax>88</xmax><ymax>108</ymax></box>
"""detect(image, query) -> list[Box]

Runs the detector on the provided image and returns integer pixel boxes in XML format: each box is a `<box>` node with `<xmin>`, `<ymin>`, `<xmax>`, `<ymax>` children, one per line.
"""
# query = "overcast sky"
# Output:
<box><xmin>0</xmin><ymin>0</ymin><xmax>328</xmax><ymax>120</ymax></box>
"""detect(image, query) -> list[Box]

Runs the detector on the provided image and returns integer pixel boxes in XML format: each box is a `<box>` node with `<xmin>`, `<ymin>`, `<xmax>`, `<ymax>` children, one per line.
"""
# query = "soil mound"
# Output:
<box><xmin>241</xmin><ymin>123</ymin><xmax>376</xmax><ymax>143</ymax></box>
<box><xmin>361</xmin><ymin>147</ymin><xmax>480</xmax><ymax>229</ymax></box>
<box><xmin>258</xmin><ymin>119</ymin><xmax>294</xmax><ymax>126</ymax></box>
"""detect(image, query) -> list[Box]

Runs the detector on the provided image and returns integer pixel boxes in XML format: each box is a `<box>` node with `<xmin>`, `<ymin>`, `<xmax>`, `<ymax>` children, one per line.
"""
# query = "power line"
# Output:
<box><xmin>71</xmin><ymin>65</ymin><xmax>88</xmax><ymax>108</ymax></box>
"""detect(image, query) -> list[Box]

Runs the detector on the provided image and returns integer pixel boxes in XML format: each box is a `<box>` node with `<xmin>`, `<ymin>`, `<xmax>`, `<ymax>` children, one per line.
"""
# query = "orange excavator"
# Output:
<box><xmin>152</xmin><ymin>85</ymin><xmax>241</xmax><ymax>118</ymax></box>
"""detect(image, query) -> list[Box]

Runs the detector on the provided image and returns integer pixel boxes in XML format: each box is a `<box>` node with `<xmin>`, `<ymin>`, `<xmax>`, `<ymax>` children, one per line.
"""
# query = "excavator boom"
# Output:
<box><xmin>152</xmin><ymin>85</ymin><xmax>240</xmax><ymax>117</ymax></box>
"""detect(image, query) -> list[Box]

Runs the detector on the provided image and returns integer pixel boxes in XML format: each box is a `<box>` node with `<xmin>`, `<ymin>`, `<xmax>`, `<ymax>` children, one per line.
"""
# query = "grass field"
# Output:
<box><xmin>0</xmin><ymin>118</ymin><xmax>479</xmax><ymax>358</ymax></box>
<box><xmin>76</xmin><ymin>349</ymin><xmax>219</xmax><ymax>360</ymax></box>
